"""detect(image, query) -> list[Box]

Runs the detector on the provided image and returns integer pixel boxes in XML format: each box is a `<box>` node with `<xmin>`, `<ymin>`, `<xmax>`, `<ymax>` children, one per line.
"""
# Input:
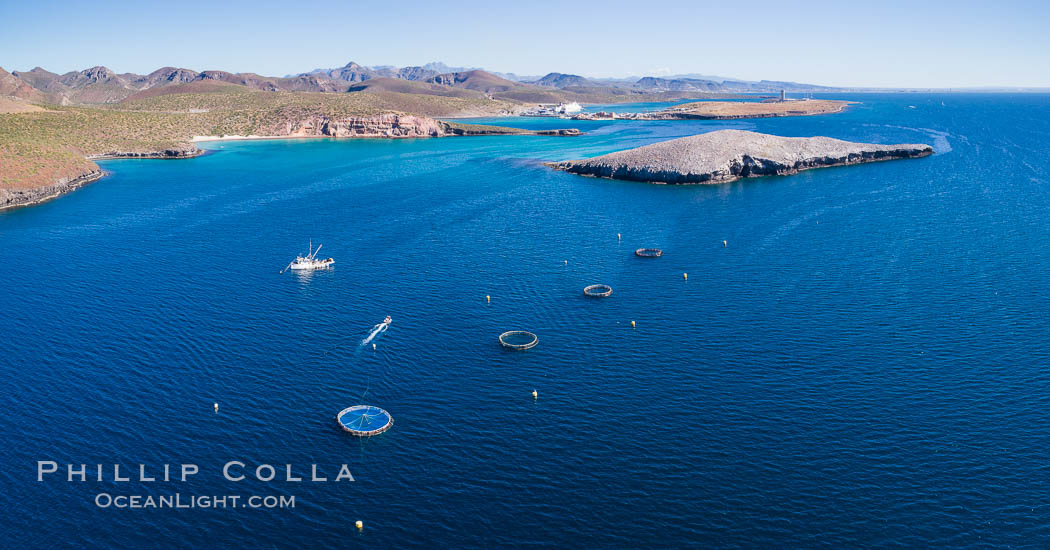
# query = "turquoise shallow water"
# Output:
<box><xmin>3</xmin><ymin>94</ymin><xmax>1050</xmax><ymax>547</ymax></box>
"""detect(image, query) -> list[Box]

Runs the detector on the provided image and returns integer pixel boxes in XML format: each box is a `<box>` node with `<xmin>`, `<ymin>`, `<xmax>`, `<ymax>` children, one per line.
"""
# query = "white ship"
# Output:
<box><xmin>282</xmin><ymin>240</ymin><xmax>334</xmax><ymax>273</ymax></box>
<box><xmin>555</xmin><ymin>101</ymin><xmax>582</xmax><ymax>114</ymax></box>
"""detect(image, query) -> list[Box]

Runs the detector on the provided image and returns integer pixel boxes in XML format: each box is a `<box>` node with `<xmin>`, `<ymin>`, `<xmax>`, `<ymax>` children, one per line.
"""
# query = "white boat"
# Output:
<box><xmin>555</xmin><ymin>101</ymin><xmax>582</xmax><ymax>114</ymax></box>
<box><xmin>283</xmin><ymin>240</ymin><xmax>334</xmax><ymax>272</ymax></box>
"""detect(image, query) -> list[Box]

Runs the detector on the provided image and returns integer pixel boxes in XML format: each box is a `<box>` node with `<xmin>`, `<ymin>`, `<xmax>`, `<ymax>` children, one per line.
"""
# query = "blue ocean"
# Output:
<box><xmin>3</xmin><ymin>94</ymin><xmax>1050</xmax><ymax>548</ymax></box>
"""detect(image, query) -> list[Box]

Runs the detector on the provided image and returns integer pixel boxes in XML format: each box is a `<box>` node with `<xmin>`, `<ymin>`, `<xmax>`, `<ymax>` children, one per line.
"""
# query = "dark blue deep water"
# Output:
<box><xmin>3</xmin><ymin>94</ymin><xmax>1050</xmax><ymax>548</ymax></box>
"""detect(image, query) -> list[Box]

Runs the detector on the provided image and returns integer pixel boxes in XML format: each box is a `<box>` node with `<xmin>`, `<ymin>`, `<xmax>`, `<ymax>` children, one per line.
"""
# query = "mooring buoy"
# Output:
<box><xmin>631</xmin><ymin>320</ymin><xmax>636</xmax><ymax>328</ymax></box>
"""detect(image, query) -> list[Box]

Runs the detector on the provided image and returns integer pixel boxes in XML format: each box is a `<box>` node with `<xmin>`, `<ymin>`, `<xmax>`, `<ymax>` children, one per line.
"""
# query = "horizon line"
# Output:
<box><xmin>6</xmin><ymin>61</ymin><xmax>1050</xmax><ymax>91</ymax></box>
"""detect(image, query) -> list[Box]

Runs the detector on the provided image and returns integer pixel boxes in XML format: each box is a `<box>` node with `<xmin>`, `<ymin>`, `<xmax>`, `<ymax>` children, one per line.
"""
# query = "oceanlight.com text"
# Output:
<box><xmin>94</xmin><ymin>493</ymin><xmax>295</xmax><ymax>509</ymax></box>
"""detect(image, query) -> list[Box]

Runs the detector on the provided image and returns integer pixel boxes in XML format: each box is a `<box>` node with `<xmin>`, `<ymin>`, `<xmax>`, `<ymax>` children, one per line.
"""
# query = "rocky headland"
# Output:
<box><xmin>86</xmin><ymin>145</ymin><xmax>203</xmax><ymax>160</ymax></box>
<box><xmin>0</xmin><ymin>169</ymin><xmax>105</xmax><ymax>210</ymax></box>
<box><xmin>0</xmin><ymin>147</ymin><xmax>207</xmax><ymax>210</ymax></box>
<box><xmin>548</xmin><ymin>130</ymin><xmax>933</xmax><ymax>185</ymax></box>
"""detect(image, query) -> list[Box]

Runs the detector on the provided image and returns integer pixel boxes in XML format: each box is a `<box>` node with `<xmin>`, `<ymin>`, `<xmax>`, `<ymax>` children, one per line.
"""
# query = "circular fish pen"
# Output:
<box><xmin>583</xmin><ymin>284</ymin><xmax>613</xmax><ymax>297</ymax></box>
<box><xmin>635</xmin><ymin>248</ymin><xmax>663</xmax><ymax>258</ymax></box>
<box><xmin>499</xmin><ymin>330</ymin><xmax>538</xmax><ymax>350</ymax></box>
<box><xmin>336</xmin><ymin>405</ymin><xmax>394</xmax><ymax>436</ymax></box>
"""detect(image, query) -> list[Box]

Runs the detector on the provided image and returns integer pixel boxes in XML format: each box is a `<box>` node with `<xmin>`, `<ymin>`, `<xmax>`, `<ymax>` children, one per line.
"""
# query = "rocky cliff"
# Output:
<box><xmin>549</xmin><ymin>130</ymin><xmax>933</xmax><ymax>185</ymax></box>
<box><xmin>0</xmin><ymin>169</ymin><xmax>104</xmax><ymax>210</ymax></box>
<box><xmin>86</xmin><ymin>145</ymin><xmax>202</xmax><ymax>160</ymax></box>
<box><xmin>283</xmin><ymin>113</ymin><xmax>454</xmax><ymax>137</ymax></box>
<box><xmin>266</xmin><ymin>113</ymin><xmax>578</xmax><ymax>138</ymax></box>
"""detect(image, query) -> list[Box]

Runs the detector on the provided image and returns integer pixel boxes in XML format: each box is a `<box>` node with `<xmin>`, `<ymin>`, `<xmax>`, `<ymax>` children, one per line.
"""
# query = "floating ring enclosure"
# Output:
<box><xmin>499</xmin><ymin>330</ymin><xmax>538</xmax><ymax>350</ymax></box>
<box><xmin>635</xmin><ymin>248</ymin><xmax>663</xmax><ymax>257</ymax></box>
<box><xmin>583</xmin><ymin>284</ymin><xmax>613</xmax><ymax>297</ymax></box>
<box><xmin>336</xmin><ymin>405</ymin><xmax>394</xmax><ymax>436</ymax></box>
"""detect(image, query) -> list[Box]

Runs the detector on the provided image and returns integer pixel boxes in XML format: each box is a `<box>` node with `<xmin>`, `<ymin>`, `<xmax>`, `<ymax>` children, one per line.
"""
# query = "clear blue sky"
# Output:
<box><xmin>3</xmin><ymin>0</ymin><xmax>1049</xmax><ymax>87</ymax></box>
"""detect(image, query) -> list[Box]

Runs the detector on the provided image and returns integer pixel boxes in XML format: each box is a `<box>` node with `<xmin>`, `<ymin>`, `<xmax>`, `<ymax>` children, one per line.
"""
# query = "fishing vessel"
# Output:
<box><xmin>282</xmin><ymin>240</ymin><xmax>334</xmax><ymax>272</ymax></box>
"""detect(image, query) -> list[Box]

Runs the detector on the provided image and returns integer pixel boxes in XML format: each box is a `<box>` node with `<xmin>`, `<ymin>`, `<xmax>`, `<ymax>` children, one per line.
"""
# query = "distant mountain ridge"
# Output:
<box><xmin>4</xmin><ymin>60</ymin><xmax>838</xmax><ymax>106</ymax></box>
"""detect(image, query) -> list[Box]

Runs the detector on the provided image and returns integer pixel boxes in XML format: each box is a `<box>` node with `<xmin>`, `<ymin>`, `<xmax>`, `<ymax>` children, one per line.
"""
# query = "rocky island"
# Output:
<box><xmin>549</xmin><ymin>130</ymin><xmax>933</xmax><ymax>184</ymax></box>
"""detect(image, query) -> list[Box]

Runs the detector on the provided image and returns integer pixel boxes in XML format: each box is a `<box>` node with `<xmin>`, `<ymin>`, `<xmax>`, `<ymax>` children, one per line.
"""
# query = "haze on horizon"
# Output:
<box><xmin>3</xmin><ymin>0</ymin><xmax>1049</xmax><ymax>88</ymax></box>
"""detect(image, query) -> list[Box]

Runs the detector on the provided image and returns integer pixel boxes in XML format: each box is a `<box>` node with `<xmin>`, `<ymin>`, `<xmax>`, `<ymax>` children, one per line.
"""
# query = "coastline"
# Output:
<box><xmin>87</xmin><ymin>148</ymin><xmax>205</xmax><ymax>160</ymax></box>
<box><xmin>192</xmin><ymin>132</ymin><xmax>459</xmax><ymax>141</ymax></box>
<box><xmin>2</xmin><ymin>119</ymin><xmax>578</xmax><ymax>212</ymax></box>
<box><xmin>0</xmin><ymin>169</ymin><xmax>106</xmax><ymax>211</ymax></box>
<box><xmin>1</xmin><ymin>149</ymin><xmax>204</xmax><ymax>212</ymax></box>
<box><xmin>190</xmin><ymin>126</ymin><xmax>580</xmax><ymax>143</ymax></box>
<box><xmin>193</xmin><ymin>134</ymin><xmax>309</xmax><ymax>143</ymax></box>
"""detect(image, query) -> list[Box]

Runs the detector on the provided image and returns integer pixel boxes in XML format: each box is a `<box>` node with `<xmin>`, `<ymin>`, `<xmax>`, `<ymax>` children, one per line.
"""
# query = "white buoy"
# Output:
<box><xmin>372</xmin><ymin>343</ymin><xmax>376</xmax><ymax>351</ymax></box>
<box><xmin>532</xmin><ymin>389</ymin><xmax>538</xmax><ymax>399</ymax></box>
<box><xmin>486</xmin><ymin>295</ymin><xmax>490</xmax><ymax>303</ymax></box>
<box><xmin>723</xmin><ymin>240</ymin><xmax>727</xmax><ymax>247</ymax></box>
<box><xmin>564</xmin><ymin>260</ymin><xmax>568</xmax><ymax>265</ymax></box>
<box><xmin>214</xmin><ymin>402</ymin><xmax>218</xmax><ymax>413</ymax></box>
<box><xmin>617</xmin><ymin>233</ymin><xmax>621</xmax><ymax>240</ymax></box>
<box><xmin>355</xmin><ymin>520</ymin><xmax>363</xmax><ymax>530</ymax></box>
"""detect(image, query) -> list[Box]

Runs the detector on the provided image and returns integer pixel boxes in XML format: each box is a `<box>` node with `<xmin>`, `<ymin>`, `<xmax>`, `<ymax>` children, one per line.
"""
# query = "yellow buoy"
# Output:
<box><xmin>683</xmin><ymin>273</ymin><xmax>688</xmax><ymax>280</ymax></box>
<box><xmin>355</xmin><ymin>520</ymin><xmax>363</xmax><ymax>530</ymax></box>
<box><xmin>486</xmin><ymin>295</ymin><xmax>490</xmax><ymax>303</ymax></box>
<box><xmin>372</xmin><ymin>343</ymin><xmax>376</xmax><ymax>351</ymax></box>
<box><xmin>631</xmin><ymin>320</ymin><xmax>636</xmax><ymax>328</ymax></box>
<box><xmin>532</xmin><ymin>389</ymin><xmax>538</xmax><ymax>399</ymax></box>
<box><xmin>213</xmin><ymin>402</ymin><xmax>218</xmax><ymax>412</ymax></box>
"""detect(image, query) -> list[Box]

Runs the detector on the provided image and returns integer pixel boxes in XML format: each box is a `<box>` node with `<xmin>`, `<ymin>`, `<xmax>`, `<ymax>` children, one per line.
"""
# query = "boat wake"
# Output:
<box><xmin>321</xmin><ymin>316</ymin><xmax>393</xmax><ymax>356</ymax></box>
<box><xmin>361</xmin><ymin>318</ymin><xmax>392</xmax><ymax>346</ymax></box>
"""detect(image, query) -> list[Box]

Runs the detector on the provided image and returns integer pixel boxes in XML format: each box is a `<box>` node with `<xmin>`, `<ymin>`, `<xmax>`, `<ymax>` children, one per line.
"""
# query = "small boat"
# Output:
<box><xmin>383</xmin><ymin>316</ymin><xmax>392</xmax><ymax>324</ymax></box>
<box><xmin>282</xmin><ymin>240</ymin><xmax>334</xmax><ymax>273</ymax></box>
